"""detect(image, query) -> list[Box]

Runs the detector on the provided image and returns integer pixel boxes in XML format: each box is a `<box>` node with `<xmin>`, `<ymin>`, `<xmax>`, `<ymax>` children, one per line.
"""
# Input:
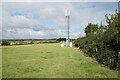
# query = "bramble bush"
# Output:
<box><xmin>2</xmin><ymin>40</ymin><xmax>10</xmax><ymax>46</ymax></box>
<box><xmin>74</xmin><ymin>10</ymin><xmax>120</xmax><ymax>70</ymax></box>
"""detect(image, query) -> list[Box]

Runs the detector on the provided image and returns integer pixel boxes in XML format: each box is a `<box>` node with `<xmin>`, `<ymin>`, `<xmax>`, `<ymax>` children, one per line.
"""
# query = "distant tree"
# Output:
<box><xmin>57</xmin><ymin>38</ymin><xmax>66</xmax><ymax>41</ymax></box>
<box><xmin>2</xmin><ymin>40</ymin><xmax>10</xmax><ymax>46</ymax></box>
<box><xmin>85</xmin><ymin>23</ymin><xmax>98</xmax><ymax>36</ymax></box>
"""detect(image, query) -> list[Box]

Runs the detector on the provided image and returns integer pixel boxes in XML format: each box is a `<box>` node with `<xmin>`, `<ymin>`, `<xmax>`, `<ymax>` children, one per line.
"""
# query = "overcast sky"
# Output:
<box><xmin>1</xmin><ymin>2</ymin><xmax>119</xmax><ymax>39</ymax></box>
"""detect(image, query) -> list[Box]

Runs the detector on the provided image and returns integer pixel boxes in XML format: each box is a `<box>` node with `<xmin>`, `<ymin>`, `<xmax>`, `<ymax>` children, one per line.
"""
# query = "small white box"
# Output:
<box><xmin>70</xmin><ymin>42</ymin><xmax>72</xmax><ymax>47</ymax></box>
<box><xmin>61</xmin><ymin>44</ymin><xmax>64</xmax><ymax>47</ymax></box>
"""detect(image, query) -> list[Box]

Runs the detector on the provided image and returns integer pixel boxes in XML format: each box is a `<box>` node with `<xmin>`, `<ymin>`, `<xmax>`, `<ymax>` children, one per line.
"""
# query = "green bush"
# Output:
<box><xmin>2</xmin><ymin>40</ymin><xmax>10</xmax><ymax>46</ymax></box>
<box><xmin>74</xmin><ymin>10</ymin><xmax>120</xmax><ymax>70</ymax></box>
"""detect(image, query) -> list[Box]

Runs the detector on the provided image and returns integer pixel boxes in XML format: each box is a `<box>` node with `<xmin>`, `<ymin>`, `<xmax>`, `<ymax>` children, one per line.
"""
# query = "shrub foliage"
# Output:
<box><xmin>74</xmin><ymin>10</ymin><xmax>120</xmax><ymax>70</ymax></box>
<box><xmin>2</xmin><ymin>40</ymin><xmax>10</xmax><ymax>46</ymax></box>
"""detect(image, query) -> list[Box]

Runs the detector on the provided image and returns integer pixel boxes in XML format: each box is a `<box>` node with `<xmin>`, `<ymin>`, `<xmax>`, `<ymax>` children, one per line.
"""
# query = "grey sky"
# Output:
<box><xmin>1</xmin><ymin>2</ymin><xmax>118</xmax><ymax>39</ymax></box>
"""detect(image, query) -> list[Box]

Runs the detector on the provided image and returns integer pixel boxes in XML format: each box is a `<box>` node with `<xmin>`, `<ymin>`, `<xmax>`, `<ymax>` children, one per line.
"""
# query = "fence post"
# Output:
<box><xmin>118</xmin><ymin>52</ymin><xmax>120</xmax><ymax>58</ymax></box>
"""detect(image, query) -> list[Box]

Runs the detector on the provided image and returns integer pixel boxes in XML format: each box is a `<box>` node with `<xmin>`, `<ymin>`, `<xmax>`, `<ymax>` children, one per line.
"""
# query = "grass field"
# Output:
<box><xmin>2</xmin><ymin>43</ymin><xmax>118</xmax><ymax>78</ymax></box>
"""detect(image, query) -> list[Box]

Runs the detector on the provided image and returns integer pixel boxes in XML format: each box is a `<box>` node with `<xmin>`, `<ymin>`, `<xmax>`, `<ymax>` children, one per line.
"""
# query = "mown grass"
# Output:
<box><xmin>2</xmin><ymin>43</ymin><xmax>118</xmax><ymax>78</ymax></box>
<box><xmin>0</xmin><ymin>46</ymin><xmax>2</xmax><ymax>79</ymax></box>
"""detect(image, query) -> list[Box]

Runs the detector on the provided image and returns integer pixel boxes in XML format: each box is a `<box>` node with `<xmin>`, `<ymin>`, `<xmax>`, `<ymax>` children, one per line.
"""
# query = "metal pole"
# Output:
<box><xmin>65</xmin><ymin>9</ymin><xmax>70</xmax><ymax>47</ymax></box>
<box><xmin>68</xmin><ymin>16</ymin><xmax>69</xmax><ymax>42</ymax></box>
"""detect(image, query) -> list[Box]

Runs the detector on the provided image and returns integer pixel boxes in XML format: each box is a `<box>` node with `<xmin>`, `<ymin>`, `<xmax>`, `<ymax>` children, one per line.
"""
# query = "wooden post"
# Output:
<box><xmin>118</xmin><ymin>52</ymin><xmax>120</xmax><ymax>58</ymax></box>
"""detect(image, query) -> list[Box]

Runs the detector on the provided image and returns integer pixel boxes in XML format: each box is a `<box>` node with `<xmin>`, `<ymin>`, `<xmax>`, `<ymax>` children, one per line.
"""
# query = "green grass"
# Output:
<box><xmin>0</xmin><ymin>47</ymin><xmax>2</xmax><ymax>80</ymax></box>
<box><xmin>2</xmin><ymin>43</ymin><xmax>118</xmax><ymax>78</ymax></box>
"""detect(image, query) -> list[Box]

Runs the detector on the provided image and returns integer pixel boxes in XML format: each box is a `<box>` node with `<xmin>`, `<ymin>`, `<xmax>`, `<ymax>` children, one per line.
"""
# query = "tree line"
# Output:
<box><xmin>74</xmin><ymin>10</ymin><xmax>120</xmax><ymax>70</ymax></box>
